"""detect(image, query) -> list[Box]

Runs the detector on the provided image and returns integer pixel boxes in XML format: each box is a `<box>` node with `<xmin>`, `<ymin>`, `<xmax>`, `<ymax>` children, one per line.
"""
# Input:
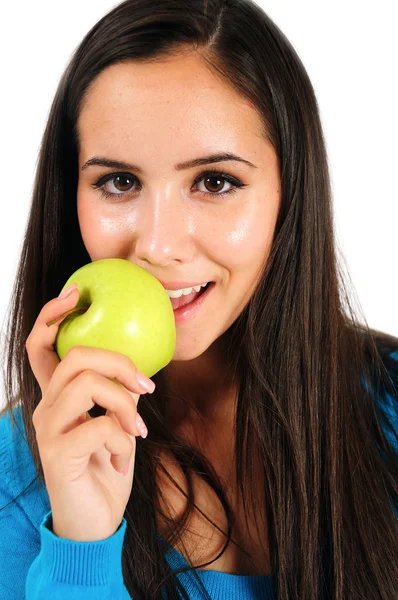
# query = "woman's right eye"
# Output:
<box><xmin>92</xmin><ymin>173</ymin><xmax>137</xmax><ymax>199</ymax></box>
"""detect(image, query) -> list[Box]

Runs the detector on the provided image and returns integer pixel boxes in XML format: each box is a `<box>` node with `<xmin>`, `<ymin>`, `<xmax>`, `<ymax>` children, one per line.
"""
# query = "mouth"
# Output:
<box><xmin>169</xmin><ymin>282</ymin><xmax>212</xmax><ymax>311</ymax></box>
<box><xmin>172</xmin><ymin>281</ymin><xmax>215</xmax><ymax>324</ymax></box>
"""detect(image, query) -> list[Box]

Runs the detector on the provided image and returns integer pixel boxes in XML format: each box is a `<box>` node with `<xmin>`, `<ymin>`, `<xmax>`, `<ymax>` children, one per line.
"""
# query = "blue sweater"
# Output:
<box><xmin>1</xmin><ymin>351</ymin><xmax>397</xmax><ymax>599</ymax></box>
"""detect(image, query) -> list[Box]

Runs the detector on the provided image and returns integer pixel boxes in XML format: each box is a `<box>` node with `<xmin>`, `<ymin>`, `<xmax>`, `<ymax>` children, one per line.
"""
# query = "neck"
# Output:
<box><xmin>162</xmin><ymin>330</ymin><xmax>238</xmax><ymax>428</ymax></box>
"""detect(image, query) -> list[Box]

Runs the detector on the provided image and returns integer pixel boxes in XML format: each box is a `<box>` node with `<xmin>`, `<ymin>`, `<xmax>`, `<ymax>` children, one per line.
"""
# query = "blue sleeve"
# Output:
<box><xmin>25</xmin><ymin>511</ymin><xmax>131</xmax><ymax>599</ymax></box>
<box><xmin>0</xmin><ymin>409</ymin><xmax>132</xmax><ymax>599</ymax></box>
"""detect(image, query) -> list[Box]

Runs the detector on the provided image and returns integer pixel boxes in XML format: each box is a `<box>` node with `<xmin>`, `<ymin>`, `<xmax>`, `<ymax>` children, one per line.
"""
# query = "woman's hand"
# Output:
<box><xmin>25</xmin><ymin>284</ymin><xmax>155</xmax><ymax>542</ymax></box>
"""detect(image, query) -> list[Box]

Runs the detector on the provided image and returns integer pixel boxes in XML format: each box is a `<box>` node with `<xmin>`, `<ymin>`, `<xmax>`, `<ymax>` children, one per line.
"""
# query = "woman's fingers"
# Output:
<box><xmin>42</xmin><ymin>413</ymin><xmax>135</xmax><ymax>475</ymax></box>
<box><xmin>42</xmin><ymin>345</ymin><xmax>149</xmax><ymax>412</ymax></box>
<box><xmin>36</xmin><ymin>370</ymin><xmax>142</xmax><ymax>439</ymax></box>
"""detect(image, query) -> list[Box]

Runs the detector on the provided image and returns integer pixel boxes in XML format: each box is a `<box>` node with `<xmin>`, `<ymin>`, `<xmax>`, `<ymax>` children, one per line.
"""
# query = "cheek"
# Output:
<box><xmin>216</xmin><ymin>207</ymin><xmax>275</xmax><ymax>321</ymax></box>
<box><xmin>213</xmin><ymin>205</ymin><xmax>274</xmax><ymax>274</ymax></box>
<box><xmin>77</xmin><ymin>193</ymin><xmax>134</xmax><ymax>258</ymax></box>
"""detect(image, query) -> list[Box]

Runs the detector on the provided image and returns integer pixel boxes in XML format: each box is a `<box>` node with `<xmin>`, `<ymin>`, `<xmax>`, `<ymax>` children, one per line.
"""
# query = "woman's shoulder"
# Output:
<box><xmin>361</xmin><ymin>343</ymin><xmax>398</xmax><ymax>461</ymax></box>
<box><xmin>378</xmin><ymin>349</ymin><xmax>398</xmax><ymax>453</ymax></box>
<box><xmin>0</xmin><ymin>404</ymin><xmax>33</xmax><ymax>487</ymax></box>
<box><xmin>0</xmin><ymin>403</ymin><xmax>50</xmax><ymax>523</ymax></box>
<box><xmin>0</xmin><ymin>403</ymin><xmax>32</xmax><ymax>463</ymax></box>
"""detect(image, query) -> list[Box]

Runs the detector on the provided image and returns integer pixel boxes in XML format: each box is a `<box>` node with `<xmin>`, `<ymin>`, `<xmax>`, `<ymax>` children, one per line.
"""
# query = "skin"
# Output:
<box><xmin>76</xmin><ymin>50</ymin><xmax>281</xmax><ymax>435</ymax></box>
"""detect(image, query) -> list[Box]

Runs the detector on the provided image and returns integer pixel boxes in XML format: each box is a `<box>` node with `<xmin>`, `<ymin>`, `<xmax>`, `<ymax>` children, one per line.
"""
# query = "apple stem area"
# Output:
<box><xmin>46</xmin><ymin>307</ymin><xmax>87</xmax><ymax>328</ymax></box>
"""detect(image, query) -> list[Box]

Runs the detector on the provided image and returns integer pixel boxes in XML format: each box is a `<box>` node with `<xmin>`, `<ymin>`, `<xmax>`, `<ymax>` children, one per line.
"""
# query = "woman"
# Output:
<box><xmin>0</xmin><ymin>0</ymin><xmax>397</xmax><ymax>598</ymax></box>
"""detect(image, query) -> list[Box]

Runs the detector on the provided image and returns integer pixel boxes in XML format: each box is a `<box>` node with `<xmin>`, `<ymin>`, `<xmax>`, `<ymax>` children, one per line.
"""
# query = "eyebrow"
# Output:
<box><xmin>81</xmin><ymin>152</ymin><xmax>258</xmax><ymax>173</ymax></box>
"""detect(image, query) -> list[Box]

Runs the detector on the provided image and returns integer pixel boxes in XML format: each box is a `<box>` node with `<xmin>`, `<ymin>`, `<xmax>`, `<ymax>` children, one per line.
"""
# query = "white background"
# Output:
<box><xmin>0</xmin><ymin>0</ymin><xmax>397</xmax><ymax>399</ymax></box>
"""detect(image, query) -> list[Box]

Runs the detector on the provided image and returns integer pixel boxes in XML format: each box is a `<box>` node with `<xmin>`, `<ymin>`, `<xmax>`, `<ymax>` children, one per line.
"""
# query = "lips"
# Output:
<box><xmin>169</xmin><ymin>283</ymin><xmax>210</xmax><ymax>310</ymax></box>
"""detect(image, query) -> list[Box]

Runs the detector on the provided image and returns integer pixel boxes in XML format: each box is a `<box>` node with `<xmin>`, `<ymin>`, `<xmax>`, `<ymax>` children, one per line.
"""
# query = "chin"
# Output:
<box><xmin>169</xmin><ymin>327</ymin><xmax>229</xmax><ymax>365</ymax></box>
<box><xmin>169</xmin><ymin>340</ymin><xmax>211</xmax><ymax>363</ymax></box>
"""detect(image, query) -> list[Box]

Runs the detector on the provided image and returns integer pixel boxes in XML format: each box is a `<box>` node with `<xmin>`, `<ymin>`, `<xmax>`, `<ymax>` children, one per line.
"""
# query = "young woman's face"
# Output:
<box><xmin>76</xmin><ymin>52</ymin><xmax>281</xmax><ymax>362</ymax></box>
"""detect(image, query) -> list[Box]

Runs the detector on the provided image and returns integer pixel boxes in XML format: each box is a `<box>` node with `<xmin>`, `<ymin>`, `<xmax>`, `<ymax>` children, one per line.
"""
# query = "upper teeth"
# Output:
<box><xmin>165</xmin><ymin>282</ymin><xmax>208</xmax><ymax>298</ymax></box>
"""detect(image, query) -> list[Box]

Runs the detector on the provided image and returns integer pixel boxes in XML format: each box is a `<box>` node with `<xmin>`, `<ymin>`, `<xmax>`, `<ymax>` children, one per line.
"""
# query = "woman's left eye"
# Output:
<box><xmin>91</xmin><ymin>170</ymin><xmax>247</xmax><ymax>201</ymax></box>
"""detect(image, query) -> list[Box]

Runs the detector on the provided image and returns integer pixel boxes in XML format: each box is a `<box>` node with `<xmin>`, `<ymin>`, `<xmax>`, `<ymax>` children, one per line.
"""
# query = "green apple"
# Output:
<box><xmin>54</xmin><ymin>258</ymin><xmax>176</xmax><ymax>378</ymax></box>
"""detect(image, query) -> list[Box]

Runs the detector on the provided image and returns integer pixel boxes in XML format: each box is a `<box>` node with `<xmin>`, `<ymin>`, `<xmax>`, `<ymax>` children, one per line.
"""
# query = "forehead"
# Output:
<box><xmin>79</xmin><ymin>53</ymin><xmax>259</xmax><ymax>127</ymax></box>
<box><xmin>77</xmin><ymin>54</ymin><xmax>268</xmax><ymax>162</ymax></box>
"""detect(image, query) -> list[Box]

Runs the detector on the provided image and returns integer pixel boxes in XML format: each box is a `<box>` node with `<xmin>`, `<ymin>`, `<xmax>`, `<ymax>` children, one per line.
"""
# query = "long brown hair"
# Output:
<box><xmin>1</xmin><ymin>1</ymin><xmax>397</xmax><ymax>598</ymax></box>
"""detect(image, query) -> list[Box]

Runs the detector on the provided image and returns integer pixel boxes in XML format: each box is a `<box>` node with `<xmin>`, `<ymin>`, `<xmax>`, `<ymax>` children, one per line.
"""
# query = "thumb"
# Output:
<box><xmin>25</xmin><ymin>283</ymin><xmax>80</xmax><ymax>394</ymax></box>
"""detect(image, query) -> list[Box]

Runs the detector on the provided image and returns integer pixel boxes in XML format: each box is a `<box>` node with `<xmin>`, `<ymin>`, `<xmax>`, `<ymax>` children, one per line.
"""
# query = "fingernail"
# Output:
<box><xmin>59</xmin><ymin>283</ymin><xmax>78</xmax><ymax>299</ymax></box>
<box><xmin>135</xmin><ymin>413</ymin><xmax>148</xmax><ymax>438</ymax></box>
<box><xmin>136</xmin><ymin>372</ymin><xmax>156</xmax><ymax>394</ymax></box>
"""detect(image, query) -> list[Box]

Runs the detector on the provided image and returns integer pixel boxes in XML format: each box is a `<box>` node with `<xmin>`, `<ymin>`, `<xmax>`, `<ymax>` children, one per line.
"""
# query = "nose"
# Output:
<box><xmin>132</xmin><ymin>189</ymin><xmax>195</xmax><ymax>267</ymax></box>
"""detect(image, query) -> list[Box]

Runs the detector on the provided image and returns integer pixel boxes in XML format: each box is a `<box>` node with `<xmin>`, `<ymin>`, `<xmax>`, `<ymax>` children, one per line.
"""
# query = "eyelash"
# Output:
<box><xmin>91</xmin><ymin>169</ymin><xmax>247</xmax><ymax>201</ymax></box>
